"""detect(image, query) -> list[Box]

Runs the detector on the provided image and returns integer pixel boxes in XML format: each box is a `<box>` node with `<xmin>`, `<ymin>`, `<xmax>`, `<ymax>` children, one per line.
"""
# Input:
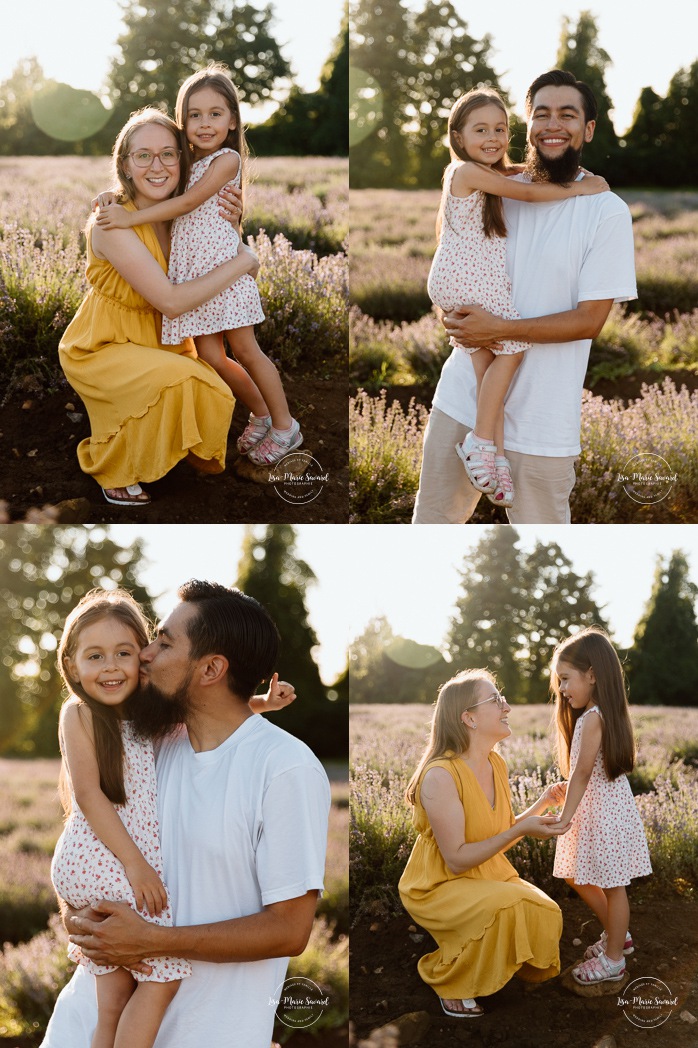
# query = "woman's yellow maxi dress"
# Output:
<box><xmin>59</xmin><ymin>211</ymin><xmax>234</xmax><ymax>489</ymax></box>
<box><xmin>399</xmin><ymin>751</ymin><xmax>562</xmax><ymax>1000</ymax></box>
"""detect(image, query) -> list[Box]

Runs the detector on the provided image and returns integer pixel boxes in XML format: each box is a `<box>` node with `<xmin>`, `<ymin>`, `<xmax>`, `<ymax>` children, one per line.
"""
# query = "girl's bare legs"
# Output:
<box><xmin>473</xmin><ymin>352</ymin><xmax>523</xmax><ymax>455</ymax></box>
<box><xmin>603</xmin><ymin>885</ymin><xmax>630</xmax><ymax>963</ymax></box>
<box><xmin>92</xmin><ymin>968</ymin><xmax>136</xmax><ymax>1048</ymax></box>
<box><xmin>226</xmin><ymin>327</ymin><xmax>293</xmax><ymax>431</ymax></box>
<box><xmin>565</xmin><ymin>878</ymin><xmax>609</xmax><ymax>927</ymax></box>
<box><xmin>113</xmin><ymin>979</ymin><xmax>181</xmax><ymax>1048</ymax></box>
<box><xmin>194</xmin><ymin>333</ymin><xmax>268</xmax><ymax>417</ymax></box>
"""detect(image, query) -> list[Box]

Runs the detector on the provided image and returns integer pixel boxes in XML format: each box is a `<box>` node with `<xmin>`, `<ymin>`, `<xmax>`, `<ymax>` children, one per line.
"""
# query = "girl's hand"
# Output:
<box><xmin>219</xmin><ymin>182</ymin><xmax>243</xmax><ymax>228</ymax></box>
<box><xmin>91</xmin><ymin>191</ymin><xmax>117</xmax><ymax>212</ymax></box>
<box><xmin>543</xmin><ymin>781</ymin><xmax>567</xmax><ymax>808</ymax></box>
<box><xmin>123</xmin><ymin>858</ymin><xmax>168</xmax><ymax>916</ymax></box>
<box><xmin>518</xmin><ymin>814</ymin><xmax>569</xmax><ymax>839</ymax></box>
<box><xmin>238</xmin><ymin>243</ymin><xmax>259</xmax><ymax>279</ymax></box>
<box><xmin>577</xmin><ymin>174</ymin><xmax>610</xmax><ymax>195</ymax></box>
<box><xmin>96</xmin><ymin>203</ymin><xmax>132</xmax><ymax>229</ymax></box>
<box><xmin>250</xmin><ymin>672</ymin><xmax>297</xmax><ymax>714</ymax></box>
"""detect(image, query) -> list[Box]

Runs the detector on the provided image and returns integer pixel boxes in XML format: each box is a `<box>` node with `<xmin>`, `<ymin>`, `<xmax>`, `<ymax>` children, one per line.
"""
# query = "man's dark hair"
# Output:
<box><xmin>177</xmin><ymin>580</ymin><xmax>280</xmax><ymax>700</ymax></box>
<box><xmin>525</xmin><ymin>69</ymin><xmax>597</xmax><ymax>124</ymax></box>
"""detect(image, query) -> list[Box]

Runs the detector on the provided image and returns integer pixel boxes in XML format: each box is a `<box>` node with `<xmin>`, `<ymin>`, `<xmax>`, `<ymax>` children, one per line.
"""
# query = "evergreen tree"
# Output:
<box><xmin>350</xmin><ymin>615</ymin><xmax>395</xmax><ymax>703</ymax></box>
<box><xmin>447</xmin><ymin>528</ymin><xmax>527</xmax><ymax>700</ymax></box>
<box><xmin>555</xmin><ymin>11</ymin><xmax>619</xmax><ymax>175</ymax></box>
<box><xmin>660</xmin><ymin>62</ymin><xmax>698</xmax><ymax>186</ymax></box>
<box><xmin>0</xmin><ymin>526</ymin><xmax>153</xmax><ymax>755</ymax></box>
<box><xmin>107</xmin><ymin>0</ymin><xmax>290</xmax><ymax>128</ymax></box>
<box><xmin>235</xmin><ymin>526</ymin><xmax>345</xmax><ymax>757</ymax></box>
<box><xmin>623</xmin><ymin>87</ymin><xmax>667</xmax><ymax>185</ymax></box>
<box><xmin>350</xmin><ymin>616</ymin><xmax>447</xmax><ymax>703</ymax></box>
<box><xmin>627</xmin><ymin>551</ymin><xmax>698</xmax><ymax>705</ymax></box>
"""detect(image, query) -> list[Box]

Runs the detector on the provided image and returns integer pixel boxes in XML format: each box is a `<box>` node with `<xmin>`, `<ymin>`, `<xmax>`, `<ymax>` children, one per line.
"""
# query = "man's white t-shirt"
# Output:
<box><xmin>41</xmin><ymin>716</ymin><xmax>331</xmax><ymax>1048</ymax></box>
<box><xmin>433</xmin><ymin>181</ymin><xmax>637</xmax><ymax>456</ymax></box>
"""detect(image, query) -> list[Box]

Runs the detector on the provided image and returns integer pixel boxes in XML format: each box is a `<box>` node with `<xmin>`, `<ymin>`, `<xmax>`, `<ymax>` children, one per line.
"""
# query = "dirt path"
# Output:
<box><xmin>2</xmin><ymin>368</ymin><xmax>348</xmax><ymax>523</ymax></box>
<box><xmin>351</xmin><ymin>896</ymin><xmax>698</xmax><ymax>1048</ymax></box>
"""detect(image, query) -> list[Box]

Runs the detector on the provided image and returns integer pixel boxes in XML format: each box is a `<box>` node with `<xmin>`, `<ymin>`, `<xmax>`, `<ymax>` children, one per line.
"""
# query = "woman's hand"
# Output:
<box><xmin>238</xmin><ymin>243</ymin><xmax>260</xmax><ymax>279</ymax></box>
<box><xmin>518</xmin><ymin>814</ymin><xmax>569</xmax><ymax>839</ymax></box>
<box><xmin>250</xmin><ymin>672</ymin><xmax>297</xmax><ymax>713</ymax></box>
<box><xmin>123</xmin><ymin>857</ymin><xmax>169</xmax><ymax>916</ymax></box>
<box><xmin>219</xmin><ymin>182</ymin><xmax>243</xmax><ymax>229</ymax></box>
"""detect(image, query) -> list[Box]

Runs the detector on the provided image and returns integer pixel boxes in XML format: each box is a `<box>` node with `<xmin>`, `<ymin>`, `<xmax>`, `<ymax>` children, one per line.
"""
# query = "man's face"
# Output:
<box><xmin>139</xmin><ymin>601</ymin><xmax>198</xmax><ymax>699</ymax></box>
<box><xmin>526</xmin><ymin>84</ymin><xmax>595</xmax><ymax>182</ymax></box>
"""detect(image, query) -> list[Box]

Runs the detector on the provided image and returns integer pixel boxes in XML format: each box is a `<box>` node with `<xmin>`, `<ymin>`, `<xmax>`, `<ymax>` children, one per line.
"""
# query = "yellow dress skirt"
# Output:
<box><xmin>398</xmin><ymin>751</ymin><xmax>562</xmax><ymax>1000</ymax></box>
<box><xmin>59</xmin><ymin>214</ymin><xmax>234</xmax><ymax>489</ymax></box>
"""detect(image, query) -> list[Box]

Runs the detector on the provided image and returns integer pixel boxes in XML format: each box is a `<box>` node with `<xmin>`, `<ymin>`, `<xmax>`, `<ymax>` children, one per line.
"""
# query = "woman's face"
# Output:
<box><xmin>463</xmin><ymin>678</ymin><xmax>512</xmax><ymax>743</ymax></box>
<box><xmin>122</xmin><ymin>124</ymin><xmax>181</xmax><ymax>208</ymax></box>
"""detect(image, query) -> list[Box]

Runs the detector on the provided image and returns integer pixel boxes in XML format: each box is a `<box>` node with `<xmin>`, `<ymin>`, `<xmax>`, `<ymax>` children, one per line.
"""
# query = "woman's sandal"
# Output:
<box><xmin>455</xmin><ymin>432</ymin><xmax>496</xmax><ymax>492</ymax></box>
<box><xmin>572</xmin><ymin>952</ymin><xmax>626</xmax><ymax>985</ymax></box>
<box><xmin>584</xmin><ymin>931</ymin><xmax>633</xmax><ymax>960</ymax></box>
<box><xmin>439</xmin><ymin>997</ymin><xmax>484</xmax><ymax>1018</ymax></box>
<box><xmin>102</xmin><ymin>484</ymin><xmax>150</xmax><ymax>506</ymax></box>
<box><xmin>236</xmin><ymin>413</ymin><xmax>272</xmax><ymax>454</ymax></box>
<box><xmin>486</xmin><ymin>456</ymin><xmax>515</xmax><ymax>508</ymax></box>
<box><xmin>248</xmin><ymin>420</ymin><xmax>303</xmax><ymax>465</ymax></box>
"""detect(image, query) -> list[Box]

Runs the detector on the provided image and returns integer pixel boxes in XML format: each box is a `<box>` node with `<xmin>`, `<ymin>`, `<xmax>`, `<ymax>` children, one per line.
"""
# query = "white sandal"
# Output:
<box><xmin>236</xmin><ymin>413</ymin><xmax>272</xmax><ymax>455</ymax></box>
<box><xmin>455</xmin><ymin>432</ymin><xmax>496</xmax><ymax>492</ymax></box>
<box><xmin>248</xmin><ymin>420</ymin><xmax>303</xmax><ymax>465</ymax></box>
<box><xmin>584</xmin><ymin>931</ymin><xmax>633</xmax><ymax>960</ymax></box>
<box><xmin>439</xmin><ymin>997</ymin><xmax>483</xmax><ymax>1018</ymax></box>
<box><xmin>487</xmin><ymin>456</ymin><xmax>515</xmax><ymax>508</ymax></box>
<box><xmin>572</xmin><ymin>951</ymin><xmax>626</xmax><ymax>985</ymax></box>
<box><xmin>102</xmin><ymin>484</ymin><xmax>150</xmax><ymax>506</ymax></box>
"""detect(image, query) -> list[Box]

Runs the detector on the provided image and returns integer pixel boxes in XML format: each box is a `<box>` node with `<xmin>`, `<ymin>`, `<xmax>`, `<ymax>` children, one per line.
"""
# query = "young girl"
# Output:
<box><xmin>50</xmin><ymin>589</ymin><xmax>293</xmax><ymax>1048</ymax></box>
<box><xmin>549</xmin><ymin>626</ymin><xmax>652</xmax><ymax>985</ymax></box>
<box><xmin>97</xmin><ymin>64</ymin><xmax>302</xmax><ymax>466</ymax></box>
<box><xmin>427</xmin><ymin>88</ymin><xmax>609</xmax><ymax>507</ymax></box>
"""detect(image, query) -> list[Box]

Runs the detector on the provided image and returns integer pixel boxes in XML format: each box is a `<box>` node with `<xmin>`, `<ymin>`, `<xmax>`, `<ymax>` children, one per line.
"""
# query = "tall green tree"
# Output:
<box><xmin>660</xmin><ymin>62</ymin><xmax>698</xmax><ymax>186</ymax></box>
<box><xmin>622</xmin><ymin>86</ymin><xmax>667</xmax><ymax>185</ymax></box>
<box><xmin>108</xmin><ymin>0</ymin><xmax>291</xmax><ymax>127</ymax></box>
<box><xmin>350</xmin><ymin>615</ymin><xmax>446</xmax><ymax>703</ymax></box>
<box><xmin>555</xmin><ymin>11</ymin><xmax>619</xmax><ymax>175</ymax></box>
<box><xmin>235</xmin><ymin>526</ymin><xmax>345</xmax><ymax>757</ymax></box>
<box><xmin>627</xmin><ymin>551</ymin><xmax>698</xmax><ymax>705</ymax></box>
<box><xmin>0</xmin><ymin>526</ymin><xmax>153</xmax><ymax>756</ymax></box>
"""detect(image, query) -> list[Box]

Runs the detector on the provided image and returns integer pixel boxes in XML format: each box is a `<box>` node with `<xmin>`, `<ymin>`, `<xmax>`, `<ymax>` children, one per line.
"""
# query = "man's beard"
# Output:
<box><xmin>126</xmin><ymin>675</ymin><xmax>193</xmax><ymax>741</ymax></box>
<box><xmin>526</xmin><ymin>143</ymin><xmax>583</xmax><ymax>185</ymax></box>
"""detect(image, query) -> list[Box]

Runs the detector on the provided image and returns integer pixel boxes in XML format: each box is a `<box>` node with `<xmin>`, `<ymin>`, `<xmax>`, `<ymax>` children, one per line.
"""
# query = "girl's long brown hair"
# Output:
<box><xmin>550</xmin><ymin>626</ymin><xmax>635</xmax><ymax>780</ymax></box>
<box><xmin>437</xmin><ymin>88</ymin><xmax>514</xmax><ymax>240</ymax></box>
<box><xmin>57</xmin><ymin>589</ymin><xmax>151</xmax><ymax>810</ymax></box>
<box><xmin>405</xmin><ymin>669</ymin><xmax>496</xmax><ymax>805</ymax></box>
<box><xmin>175</xmin><ymin>63</ymin><xmax>249</xmax><ymax>220</ymax></box>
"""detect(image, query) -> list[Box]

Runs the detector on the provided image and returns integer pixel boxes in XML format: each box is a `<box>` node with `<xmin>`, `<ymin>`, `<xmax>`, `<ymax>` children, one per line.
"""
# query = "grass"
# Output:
<box><xmin>350</xmin><ymin>703</ymin><xmax>698</xmax><ymax>915</ymax></box>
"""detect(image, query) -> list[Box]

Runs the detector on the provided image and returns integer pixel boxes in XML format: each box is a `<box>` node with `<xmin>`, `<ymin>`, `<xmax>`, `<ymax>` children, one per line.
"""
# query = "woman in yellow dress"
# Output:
<box><xmin>59</xmin><ymin>108</ymin><xmax>257</xmax><ymax>506</ymax></box>
<box><xmin>399</xmin><ymin>669</ymin><xmax>568</xmax><ymax>1017</ymax></box>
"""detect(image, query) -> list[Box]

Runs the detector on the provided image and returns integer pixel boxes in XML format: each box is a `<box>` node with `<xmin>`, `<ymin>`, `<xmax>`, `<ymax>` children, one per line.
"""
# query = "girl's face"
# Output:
<box><xmin>556</xmin><ymin>660</ymin><xmax>596</xmax><ymax>711</ymax></box>
<box><xmin>455</xmin><ymin>102</ymin><xmax>509</xmax><ymax>167</ymax></box>
<box><xmin>123</xmin><ymin>124</ymin><xmax>181</xmax><ymax>207</ymax></box>
<box><xmin>185</xmin><ymin>86</ymin><xmax>235</xmax><ymax>158</ymax></box>
<box><xmin>67</xmin><ymin>616</ymin><xmax>142</xmax><ymax>710</ymax></box>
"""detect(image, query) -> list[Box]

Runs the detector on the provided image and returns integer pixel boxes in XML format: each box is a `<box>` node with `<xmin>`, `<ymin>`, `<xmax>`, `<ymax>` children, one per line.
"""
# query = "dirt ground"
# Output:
<box><xmin>1</xmin><ymin>367</ymin><xmax>348</xmax><ymax>523</ymax></box>
<box><xmin>351</xmin><ymin>895</ymin><xmax>698</xmax><ymax>1048</ymax></box>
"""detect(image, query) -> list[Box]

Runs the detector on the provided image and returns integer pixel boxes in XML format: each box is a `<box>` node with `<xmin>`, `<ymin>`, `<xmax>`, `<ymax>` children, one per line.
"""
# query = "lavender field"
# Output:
<box><xmin>0</xmin><ymin>758</ymin><xmax>348</xmax><ymax>1039</ymax></box>
<box><xmin>349</xmin><ymin>188</ymin><xmax>698</xmax><ymax>523</ymax></box>
<box><xmin>350</xmin><ymin>703</ymin><xmax>698</xmax><ymax>911</ymax></box>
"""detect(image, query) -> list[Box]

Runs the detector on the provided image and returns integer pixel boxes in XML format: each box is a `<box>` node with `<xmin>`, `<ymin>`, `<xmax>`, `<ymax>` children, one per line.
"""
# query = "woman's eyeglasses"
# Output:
<box><xmin>467</xmin><ymin>691</ymin><xmax>507</xmax><ymax>711</ymax></box>
<box><xmin>127</xmin><ymin>149</ymin><xmax>181</xmax><ymax>168</ymax></box>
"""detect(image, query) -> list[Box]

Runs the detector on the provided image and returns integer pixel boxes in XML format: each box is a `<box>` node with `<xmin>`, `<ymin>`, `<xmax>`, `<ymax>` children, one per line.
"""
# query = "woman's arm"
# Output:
<box><xmin>555</xmin><ymin>715</ymin><xmax>603</xmax><ymax>829</ymax></box>
<box><xmin>452</xmin><ymin>161</ymin><xmax>609</xmax><ymax>202</ymax></box>
<box><xmin>60</xmin><ymin>703</ymin><xmax>167</xmax><ymax>914</ymax></box>
<box><xmin>97</xmin><ymin>153</ymin><xmax>241</xmax><ymax>229</ymax></box>
<box><xmin>91</xmin><ymin>223</ymin><xmax>258</xmax><ymax>319</ymax></box>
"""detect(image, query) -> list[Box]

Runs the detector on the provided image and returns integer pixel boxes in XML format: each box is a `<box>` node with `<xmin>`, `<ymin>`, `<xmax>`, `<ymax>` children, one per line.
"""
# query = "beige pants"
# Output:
<box><xmin>412</xmin><ymin>408</ymin><xmax>577</xmax><ymax>524</ymax></box>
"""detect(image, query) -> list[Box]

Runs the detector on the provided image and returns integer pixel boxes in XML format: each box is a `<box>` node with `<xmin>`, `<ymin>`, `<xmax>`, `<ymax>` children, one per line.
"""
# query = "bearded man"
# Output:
<box><xmin>413</xmin><ymin>69</ymin><xmax>637</xmax><ymax>524</ymax></box>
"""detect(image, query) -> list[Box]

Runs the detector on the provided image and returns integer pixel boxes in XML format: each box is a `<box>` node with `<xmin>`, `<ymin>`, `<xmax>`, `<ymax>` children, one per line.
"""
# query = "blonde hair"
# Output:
<box><xmin>175</xmin><ymin>63</ymin><xmax>248</xmax><ymax>216</ymax></box>
<box><xmin>405</xmin><ymin>669</ymin><xmax>497</xmax><ymax>805</ymax></box>
<box><xmin>57</xmin><ymin>589</ymin><xmax>151</xmax><ymax>810</ymax></box>
<box><xmin>438</xmin><ymin>88</ymin><xmax>513</xmax><ymax>240</ymax></box>
<box><xmin>550</xmin><ymin>626</ymin><xmax>635</xmax><ymax>780</ymax></box>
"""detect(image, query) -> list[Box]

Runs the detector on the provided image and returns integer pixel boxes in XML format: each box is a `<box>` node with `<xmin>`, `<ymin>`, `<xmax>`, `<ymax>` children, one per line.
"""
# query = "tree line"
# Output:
<box><xmin>0</xmin><ymin>525</ymin><xmax>347</xmax><ymax>760</ymax></box>
<box><xmin>350</xmin><ymin>2</ymin><xmax>697</xmax><ymax>188</ymax></box>
<box><xmin>0</xmin><ymin>1</ymin><xmax>348</xmax><ymax>157</ymax></box>
<box><xmin>350</xmin><ymin>528</ymin><xmax>698</xmax><ymax>706</ymax></box>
